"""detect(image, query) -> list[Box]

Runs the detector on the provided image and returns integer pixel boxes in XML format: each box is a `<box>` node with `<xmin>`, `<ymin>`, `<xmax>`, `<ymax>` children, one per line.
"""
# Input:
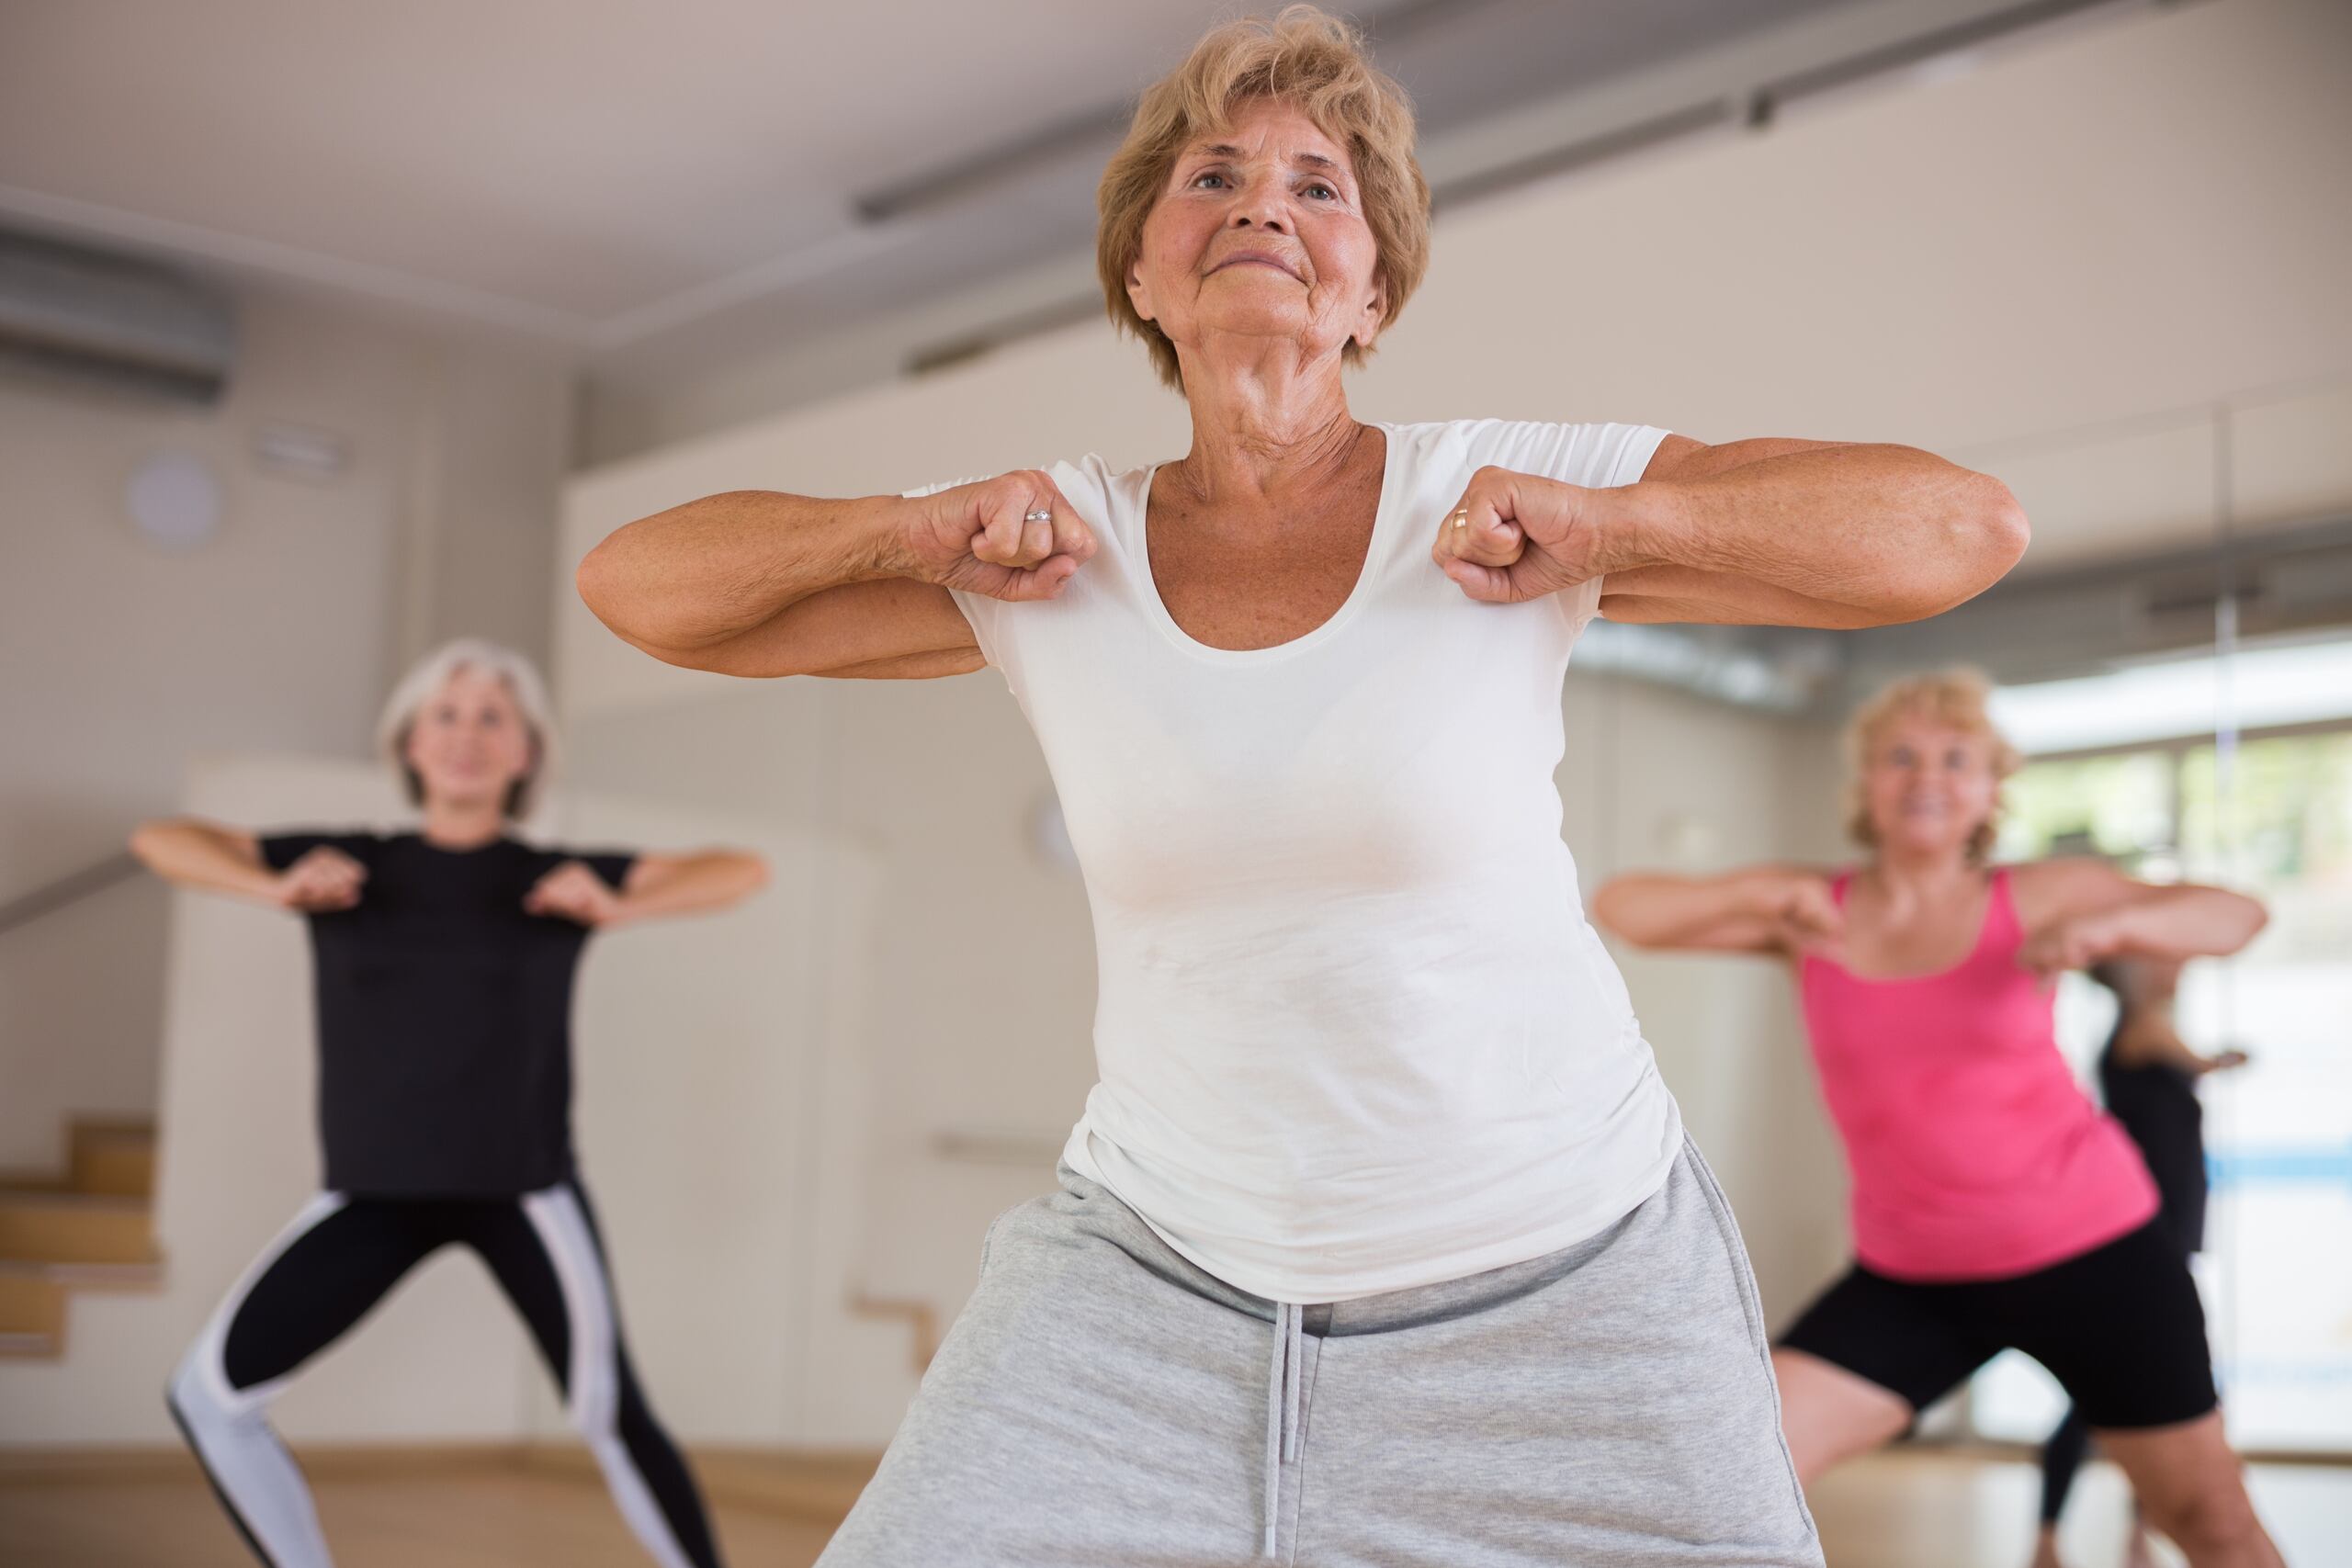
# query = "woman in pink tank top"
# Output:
<box><xmin>1595</xmin><ymin>670</ymin><xmax>2281</xmax><ymax>1568</ymax></box>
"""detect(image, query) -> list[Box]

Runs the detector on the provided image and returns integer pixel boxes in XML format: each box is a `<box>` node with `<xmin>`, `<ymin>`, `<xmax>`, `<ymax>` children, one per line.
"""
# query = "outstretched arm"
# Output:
<box><xmin>523</xmin><ymin>851</ymin><xmax>769</xmax><ymax>930</ymax></box>
<box><xmin>574</xmin><ymin>472</ymin><xmax>1095</xmax><ymax>680</ymax></box>
<box><xmin>128</xmin><ymin>818</ymin><xmax>360</xmax><ymax>912</ymax></box>
<box><xmin>2014</xmin><ymin>858</ymin><xmax>2268</xmax><ymax>976</ymax></box>
<box><xmin>1601</xmin><ymin>437</ymin><xmax>2031</xmax><ymax>627</ymax></box>
<box><xmin>1591</xmin><ymin>864</ymin><xmax>1841</xmax><ymax>957</ymax></box>
<box><xmin>129</xmin><ymin>818</ymin><xmax>266</xmax><ymax>897</ymax></box>
<box><xmin>2111</xmin><ymin>1024</ymin><xmax>2249</xmax><ymax>1077</ymax></box>
<box><xmin>1433</xmin><ymin>436</ymin><xmax>2029</xmax><ymax>629</ymax></box>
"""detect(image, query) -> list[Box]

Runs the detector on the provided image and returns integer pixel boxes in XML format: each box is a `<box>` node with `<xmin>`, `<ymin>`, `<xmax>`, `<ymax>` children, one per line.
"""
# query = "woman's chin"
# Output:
<box><xmin>1185</xmin><ymin>305</ymin><xmax>1318</xmax><ymax>345</ymax></box>
<box><xmin>1883</xmin><ymin>827</ymin><xmax>1971</xmax><ymax>858</ymax></box>
<box><xmin>421</xmin><ymin>781</ymin><xmax>508</xmax><ymax>812</ymax></box>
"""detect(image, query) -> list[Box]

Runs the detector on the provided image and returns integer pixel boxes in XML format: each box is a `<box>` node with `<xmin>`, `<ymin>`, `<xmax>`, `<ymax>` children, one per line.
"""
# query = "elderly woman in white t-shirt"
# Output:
<box><xmin>579</xmin><ymin>9</ymin><xmax>2025</xmax><ymax>1564</ymax></box>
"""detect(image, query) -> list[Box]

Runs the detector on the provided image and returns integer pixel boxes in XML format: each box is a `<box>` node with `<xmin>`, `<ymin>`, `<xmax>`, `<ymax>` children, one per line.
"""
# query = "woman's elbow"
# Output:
<box><xmin>574</xmin><ymin>536</ymin><xmax>637</xmax><ymax>636</ymax></box>
<box><xmin>1589</xmin><ymin>882</ymin><xmax>1641</xmax><ymax>942</ymax></box>
<box><xmin>1944</xmin><ymin>479</ymin><xmax>2030</xmax><ymax>607</ymax></box>
<box><xmin>1980</xmin><ymin>480</ymin><xmax>2031</xmax><ymax>578</ymax></box>
<box><xmin>1880</xmin><ymin>480</ymin><xmax>2030</xmax><ymax>625</ymax></box>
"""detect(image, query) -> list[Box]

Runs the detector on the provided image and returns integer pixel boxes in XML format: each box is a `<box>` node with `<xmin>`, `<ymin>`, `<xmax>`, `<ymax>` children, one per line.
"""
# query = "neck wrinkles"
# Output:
<box><xmin>1168</xmin><ymin>348</ymin><xmax>1362</xmax><ymax>508</ymax></box>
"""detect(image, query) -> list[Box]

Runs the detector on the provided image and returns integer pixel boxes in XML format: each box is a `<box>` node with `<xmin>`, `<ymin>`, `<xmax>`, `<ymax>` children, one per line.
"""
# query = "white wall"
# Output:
<box><xmin>0</xmin><ymin>753</ymin><xmax>918</xmax><ymax>1448</ymax></box>
<box><xmin>0</xmin><ymin>283</ymin><xmax>572</xmax><ymax>1172</ymax></box>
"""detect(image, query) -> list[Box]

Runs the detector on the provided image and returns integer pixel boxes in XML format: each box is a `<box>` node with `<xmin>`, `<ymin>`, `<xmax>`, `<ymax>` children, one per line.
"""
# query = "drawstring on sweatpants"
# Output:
<box><xmin>1261</xmin><ymin>1301</ymin><xmax>1305</xmax><ymax>1559</ymax></box>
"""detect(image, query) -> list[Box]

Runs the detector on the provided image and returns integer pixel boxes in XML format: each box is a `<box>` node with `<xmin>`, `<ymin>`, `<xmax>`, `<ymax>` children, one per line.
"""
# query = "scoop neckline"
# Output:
<box><xmin>1814</xmin><ymin>865</ymin><xmax>2007</xmax><ymax>985</ymax></box>
<box><xmin>1133</xmin><ymin>421</ymin><xmax>1398</xmax><ymax>666</ymax></box>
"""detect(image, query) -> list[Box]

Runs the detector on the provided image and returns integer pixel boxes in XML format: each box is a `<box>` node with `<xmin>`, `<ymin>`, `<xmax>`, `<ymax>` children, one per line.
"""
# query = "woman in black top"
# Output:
<box><xmin>2030</xmin><ymin>953</ymin><xmax>2245</xmax><ymax>1568</ymax></box>
<box><xmin>130</xmin><ymin>639</ymin><xmax>765</xmax><ymax>1568</ymax></box>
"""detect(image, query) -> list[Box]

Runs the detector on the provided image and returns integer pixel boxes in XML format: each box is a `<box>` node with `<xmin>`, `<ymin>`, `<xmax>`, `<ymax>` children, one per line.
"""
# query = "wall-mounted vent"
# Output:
<box><xmin>0</xmin><ymin>230</ymin><xmax>236</xmax><ymax>406</ymax></box>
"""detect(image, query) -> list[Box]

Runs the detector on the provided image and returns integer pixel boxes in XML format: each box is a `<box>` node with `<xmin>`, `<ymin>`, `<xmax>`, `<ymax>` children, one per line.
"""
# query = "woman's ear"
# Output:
<box><xmin>1127</xmin><ymin>263</ymin><xmax>1157</xmax><ymax>325</ymax></box>
<box><xmin>1351</xmin><ymin>276</ymin><xmax>1389</xmax><ymax>351</ymax></box>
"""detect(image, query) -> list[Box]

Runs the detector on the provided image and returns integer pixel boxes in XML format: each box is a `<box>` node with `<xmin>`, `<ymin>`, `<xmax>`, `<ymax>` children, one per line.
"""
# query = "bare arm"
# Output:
<box><xmin>1600</xmin><ymin>436</ymin><xmax>2031</xmax><ymax>628</ymax></box>
<box><xmin>1591</xmin><ymin>865</ymin><xmax>1840</xmax><ymax>956</ymax></box>
<box><xmin>2109</xmin><ymin>1023</ymin><xmax>2246</xmax><ymax>1077</ymax></box>
<box><xmin>1431</xmin><ymin>434</ymin><xmax>2028</xmax><ymax>628</ymax></box>
<box><xmin>575</xmin><ymin>474</ymin><xmax>1095</xmax><ymax>680</ymax></box>
<box><xmin>522</xmin><ymin>850</ymin><xmax>769</xmax><ymax>930</ymax></box>
<box><xmin>615</xmin><ymin>851</ymin><xmax>768</xmax><ymax>925</ymax></box>
<box><xmin>128</xmin><ymin>818</ymin><xmax>278</xmax><ymax>903</ymax></box>
<box><xmin>2014</xmin><ymin>858</ymin><xmax>2269</xmax><ymax>975</ymax></box>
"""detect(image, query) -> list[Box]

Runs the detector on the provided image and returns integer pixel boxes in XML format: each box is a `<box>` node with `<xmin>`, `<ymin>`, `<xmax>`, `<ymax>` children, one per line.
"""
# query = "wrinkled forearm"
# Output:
<box><xmin>1606</xmin><ymin>443</ymin><xmax>2029</xmax><ymax>624</ymax></box>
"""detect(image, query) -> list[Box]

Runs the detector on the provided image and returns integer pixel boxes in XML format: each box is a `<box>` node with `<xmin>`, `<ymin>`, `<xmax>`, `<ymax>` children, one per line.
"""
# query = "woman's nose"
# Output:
<box><xmin>1227</xmin><ymin>198</ymin><xmax>1290</xmax><ymax>234</ymax></box>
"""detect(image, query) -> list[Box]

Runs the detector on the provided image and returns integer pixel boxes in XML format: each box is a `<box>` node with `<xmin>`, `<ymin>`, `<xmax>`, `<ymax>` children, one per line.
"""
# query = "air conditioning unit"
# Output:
<box><xmin>0</xmin><ymin>229</ymin><xmax>235</xmax><ymax>405</ymax></box>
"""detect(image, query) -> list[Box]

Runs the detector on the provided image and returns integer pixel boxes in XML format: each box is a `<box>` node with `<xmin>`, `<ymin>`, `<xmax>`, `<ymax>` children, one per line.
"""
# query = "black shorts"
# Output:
<box><xmin>1777</xmin><ymin>1217</ymin><xmax>2218</xmax><ymax>1430</ymax></box>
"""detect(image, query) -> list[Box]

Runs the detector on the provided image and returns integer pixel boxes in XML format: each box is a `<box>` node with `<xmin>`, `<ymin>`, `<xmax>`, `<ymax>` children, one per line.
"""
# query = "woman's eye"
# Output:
<box><xmin>1302</xmin><ymin>182</ymin><xmax>1336</xmax><ymax>200</ymax></box>
<box><xmin>1192</xmin><ymin>171</ymin><xmax>1227</xmax><ymax>189</ymax></box>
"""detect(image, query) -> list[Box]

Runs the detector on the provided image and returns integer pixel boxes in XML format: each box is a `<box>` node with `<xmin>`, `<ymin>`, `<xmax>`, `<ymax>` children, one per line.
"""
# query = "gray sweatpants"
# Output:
<box><xmin>819</xmin><ymin>1137</ymin><xmax>1822</xmax><ymax>1567</ymax></box>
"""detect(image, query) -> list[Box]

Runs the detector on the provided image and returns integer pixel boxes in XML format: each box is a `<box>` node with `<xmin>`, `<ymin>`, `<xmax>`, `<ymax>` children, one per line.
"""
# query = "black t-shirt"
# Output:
<box><xmin>259</xmin><ymin>831</ymin><xmax>636</xmax><ymax>1198</ymax></box>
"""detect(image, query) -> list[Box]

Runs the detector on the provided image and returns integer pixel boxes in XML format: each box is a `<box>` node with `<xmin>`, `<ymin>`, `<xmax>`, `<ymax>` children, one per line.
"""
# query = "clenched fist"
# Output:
<box><xmin>275</xmin><ymin>846</ymin><xmax>367</xmax><ymax>913</ymax></box>
<box><xmin>523</xmin><ymin>861</ymin><xmax>628</xmax><ymax>927</ymax></box>
<box><xmin>1430</xmin><ymin>467</ymin><xmax>1628</xmax><ymax>604</ymax></box>
<box><xmin>898</xmin><ymin>471</ymin><xmax>1099</xmax><ymax>604</ymax></box>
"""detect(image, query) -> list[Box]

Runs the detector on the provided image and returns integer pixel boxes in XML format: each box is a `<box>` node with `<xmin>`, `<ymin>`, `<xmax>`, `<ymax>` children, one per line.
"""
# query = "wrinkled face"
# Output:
<box><xmin>1126</xmin><ymin>97</ymin><xmax>1386</xmax><ymax>376</ymax></box>
<box><xmin>1862</xmin><ymin>716</ymin><xmax>2001</xmax><ymax>857</ymax></box>
<box><xmin>402</xmin><ymin>666</ymin><xmax>535</xmax><ymax>813</ymax></box>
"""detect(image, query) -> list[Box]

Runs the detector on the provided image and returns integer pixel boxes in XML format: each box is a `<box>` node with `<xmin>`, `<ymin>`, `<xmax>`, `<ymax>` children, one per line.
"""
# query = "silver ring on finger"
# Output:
<box><xmin>1023</xmin><ymin>508</ymin><xmax>1052</xmax><ymax>524</ymax></box>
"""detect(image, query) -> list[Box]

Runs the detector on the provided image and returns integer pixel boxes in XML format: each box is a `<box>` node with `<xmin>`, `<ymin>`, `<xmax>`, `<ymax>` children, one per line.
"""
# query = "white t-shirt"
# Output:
<box><xmin>932</xmin><ymin>419</ymin><xmax>1683</xmax><ymax>1303</ymax></box>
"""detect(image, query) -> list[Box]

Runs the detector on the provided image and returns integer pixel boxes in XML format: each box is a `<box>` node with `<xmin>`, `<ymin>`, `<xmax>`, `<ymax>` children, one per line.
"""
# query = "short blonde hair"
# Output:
<box><xmin>1842</xmin><ymin>668</ymin><xmax>2022</xmax><ymax>863</ymax></box>
<box><xmin>1098</xmin><ymin>5</ymin><xmax>1430</xmax><ymax>391</ymax></box>
<box><xmin>374</xmin><ymin>638</ymin><xmax>559</xmax><ymax>819</ymax></box>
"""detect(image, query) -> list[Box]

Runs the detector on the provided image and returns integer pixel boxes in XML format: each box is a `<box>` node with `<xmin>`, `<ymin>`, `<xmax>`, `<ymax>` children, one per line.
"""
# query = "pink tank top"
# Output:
<box><xmin>1798</xmin><ymin>867</ymin><xmax>2158</xmax><ymax>1281</ymax></box>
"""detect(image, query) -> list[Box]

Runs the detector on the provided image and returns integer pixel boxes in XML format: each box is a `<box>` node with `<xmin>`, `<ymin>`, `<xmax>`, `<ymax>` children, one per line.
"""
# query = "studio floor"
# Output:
<box><xmin>0</xmin><ymin>1444</ymin><xmax>2345</xmax><ymax>1566</ymax></box>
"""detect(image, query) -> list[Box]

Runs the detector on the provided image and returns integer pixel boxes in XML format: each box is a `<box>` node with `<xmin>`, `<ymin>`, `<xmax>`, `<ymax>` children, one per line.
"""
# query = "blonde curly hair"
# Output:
<box><xmin>1842</xmin><ymin>668</ymin><xmax>2022</xmax><ymax>863</ymax></box>
<box><xmin>1096</xmin><ymin>5</ymin><xmax>1430</xmax><ymax>391</ymax></box>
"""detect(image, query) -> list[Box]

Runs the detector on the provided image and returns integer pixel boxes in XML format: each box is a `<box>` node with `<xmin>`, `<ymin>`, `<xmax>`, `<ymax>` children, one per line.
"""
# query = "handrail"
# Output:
<box><xmin>0</xmin><ymin>852</ymin><xmax>144</xmax><ymax>941</ymax></box>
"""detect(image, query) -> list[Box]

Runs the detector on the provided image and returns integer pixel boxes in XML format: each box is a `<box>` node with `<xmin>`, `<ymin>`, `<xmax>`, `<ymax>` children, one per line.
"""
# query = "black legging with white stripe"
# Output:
<box><xmin>167</xmin><ymin>1179</ymin><xmax>722</xmax><ymax>1568</ymax></box>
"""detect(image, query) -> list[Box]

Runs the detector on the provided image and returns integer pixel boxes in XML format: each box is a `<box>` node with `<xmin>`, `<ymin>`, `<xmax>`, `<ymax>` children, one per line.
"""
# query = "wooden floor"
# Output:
<box><xmin>1</xmin><ymin>1445</ymin><xmax>2344</xmax><ymax>1565</ymax></box>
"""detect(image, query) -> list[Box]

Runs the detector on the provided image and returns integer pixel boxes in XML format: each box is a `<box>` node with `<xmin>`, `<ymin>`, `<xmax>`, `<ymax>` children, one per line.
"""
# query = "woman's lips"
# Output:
<box><xmin>1209</xmin><ymin>254</ymin><xmax>1301</xmax><ymax>280</ymax></box>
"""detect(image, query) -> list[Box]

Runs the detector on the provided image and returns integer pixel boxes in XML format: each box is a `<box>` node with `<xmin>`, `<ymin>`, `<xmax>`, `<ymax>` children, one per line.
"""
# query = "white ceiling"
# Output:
<box><xmin>0</xmin><ymin>0</ymin><xmax>1856</xmax><ymax>355</ymax></box>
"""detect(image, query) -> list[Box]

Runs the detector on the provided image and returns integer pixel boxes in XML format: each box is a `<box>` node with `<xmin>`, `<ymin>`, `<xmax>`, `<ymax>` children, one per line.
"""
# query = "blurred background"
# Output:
<box><xmin>0</xmin><ymin>0</ymin><xmax>2346</xmax><ymax>1562</ymax></box>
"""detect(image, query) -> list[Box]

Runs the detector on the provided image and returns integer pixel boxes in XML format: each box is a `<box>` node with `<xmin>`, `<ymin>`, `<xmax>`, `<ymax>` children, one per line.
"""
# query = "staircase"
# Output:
<box><xmin>0</xmin><ymin>1118</ymin><xmax>163</xmax><ymax>1358</ymax></box>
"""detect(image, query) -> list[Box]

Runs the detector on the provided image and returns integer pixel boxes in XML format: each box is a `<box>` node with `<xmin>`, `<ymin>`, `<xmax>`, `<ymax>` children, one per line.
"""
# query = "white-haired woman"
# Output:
<box><xmin>130</xmin><ymin>638</ymin><xmax>765</xmax><ymax>1568</ymax></box>
<box><xmin>1594</xmin><ymin>671</ymin><xmax>2280</xmax><ymax>1568</ymax></box>
<box><xmin>578</xmin><ymin>8</ymin><xmax>2026</xmax><ymax>1564</ymax></box>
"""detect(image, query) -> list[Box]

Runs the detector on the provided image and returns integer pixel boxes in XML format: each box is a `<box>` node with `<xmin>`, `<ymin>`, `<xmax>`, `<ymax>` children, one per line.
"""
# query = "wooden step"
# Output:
<box><xmin>0</xmin><ymin>1115</ymin><xmax>158</xmax><ymax>1200</ymax></box>
<box><xmin>0</xmin><ymin>1268</ymin><xmax>65</xmax><ymax>1344</ymax></box>
<box><xmin>0</xmin><ymin>1193</ymin><xmax>156</xmax><ymax>1266</ymax></box>
<box><xmin>0</xmin><ymin>1276</ymin><xmax>63</xmax><ymax>1357</ymax></box>
<box><xmin>0</xmin><ymin>1117</ymin><xmax>163</xmax><ymax>1359</ymax></box>
<box><xmin>0</xmin><ymin>1260</ymin><xmax>164</xmax><ymax>1359</ymax></box>
<box><xmin>70</xmin><ymin>1120</ymin><xmax>156</xmax><ymax>1199</ymax></box>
